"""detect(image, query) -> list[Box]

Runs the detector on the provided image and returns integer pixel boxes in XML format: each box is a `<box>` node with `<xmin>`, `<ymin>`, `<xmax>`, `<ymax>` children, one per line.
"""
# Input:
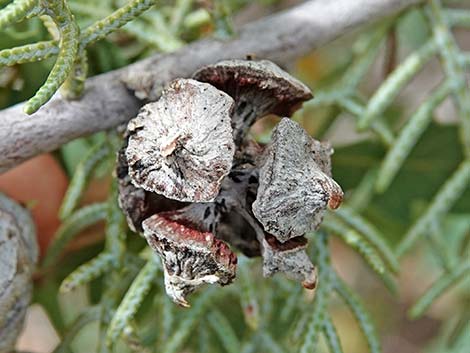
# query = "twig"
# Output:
<box><xmin>0</xmin><ymin>0</ymin><xmax>421</xmax><ymax>173</ymax></box>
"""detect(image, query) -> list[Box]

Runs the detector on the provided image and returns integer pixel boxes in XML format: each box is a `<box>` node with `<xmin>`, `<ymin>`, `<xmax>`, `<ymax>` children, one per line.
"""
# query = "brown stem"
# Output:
<box><xmin>384</xmin><ymin>25</ymin><xmax>398</xmax><ymax>78</ymax></box>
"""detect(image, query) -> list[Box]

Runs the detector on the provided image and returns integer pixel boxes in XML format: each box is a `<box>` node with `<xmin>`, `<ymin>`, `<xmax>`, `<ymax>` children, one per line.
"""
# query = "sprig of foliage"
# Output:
<box><xmin>23</xmin><ymin>0</ymin><xmax>80</xmax><ymax>114</ymax></box>
<box><xmin>321</xmin><ymin>216</ymin><xmax>393</xmax><ymax>287</ymax></box>
<box><xmin>356</xmin><ymin>39</ymin><xmax>437</xmax><ymax>130</ymax></box>
<box><xmin>322</xmin><ymin>314</ymin><xmax>344</xmax><ymax>353</ymax></box>
<box><xmin>106</xmin><ymin>257</ymin><xmax>160</xmax><ymax>347</ymax></box>
<box><xmin>332</xmin><ymin>206</ymin><xmax>399</xmax><ymax>273</ymax></box>
<box><xmin>162</xmin><ymin>289</ymin><xmax>216</xmax><ymax>353</ymax></box>
<box><xmin>306</xmin><ymin>2</ymin><xmax>469</xmax><ymax>257</ymax></box>
<box><xmin>305</xmin><ymin>20</ymin><xmax>395</xmax><ymax>147</ymax></box>
<box><xmin>297</xmin><ymin>232</ymin><xmax>382</xmax><ymax>353</ymax></box>
<box><xmin>208</xmin><ymin>310</ymin><xmax>241</xmax><ymax>353</ymax></box>
<box><xmin>409</xmin><ymin>262</ymin><xmax>470</xmax><ymax>319</ymax></box>
<box><xmin>333</xmin><ymin>274</ymin><xmax>381</xmax><ymax>353</ymax></box>
<box><xmin>59</xmin><ymin>139</ymin><xmax>110</xmax><ymax>219</ymax></box>
<box><xmin>299</xmin><ymin>232</ymin><xmax>333</xmax><ymax>353</ymax></box>
<box><xmin>397</xmin><ymin>159</ymin><xmax>470</xmax><ymax>257</ymax></box>
<box><xmin>59</xmin><ymin>252</ymin><xmax>114</xmax><ymax>292</ymax></box>
<box><xmin>0</xmin><ymin>0</ymin><xmax>260</xmax><ymax>112</ymax></box>
<box><xmin>53</xmin><ymin>306</ymin><xmax>101</xmax><ymax>353</ymax></box>
<box><xmin>427</xmin><ymin>0</ymin><xmax>470</xmax><ymax>157</ymax></box>
<box><xmin>42</xmin><ymin>201</ymin><xmax>108</xmax><ymax>267</ymax></box>
<box><xmin>298</xmin><ymin>3</ymin><xmax>469</xmax><ymax>351</ymax></box>
<box><xmin>0</xmin><ymin>0</ymin><xmax>38</xmax><ymax>28</ymax></box>
<box><xmin>375</xmin><ymin>80</ymin><xmax>452</xmax><ymax>192</ymax></box>
<box><xmin>0</xmin><ymin>0</ymin><xmax>159</xmax><ymax>114</ymax></box>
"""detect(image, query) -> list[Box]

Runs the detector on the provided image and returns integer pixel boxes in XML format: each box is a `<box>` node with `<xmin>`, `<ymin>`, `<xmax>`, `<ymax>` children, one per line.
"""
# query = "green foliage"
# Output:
<box><xmin>332</xmin><ymin>206</ymin><xmax>399</xmax><ymax>273</ymax></box>
<box><xmin>0</xmin><ymin>40</ymin><xmax>59</xmax><ymax>65</ymax></box>
<box><xmin>162</xmin><ymin>289</ymin><xmax>216</xmax><ymax>353</ymax></box>
<box><xmin>305</xmin><ymin>2</ymin><xmax>470</xmax><ymax>250</ymax></box>
<box><xmin>208</xmin><ymin>310</ymin><xmax>241</xmax><ymax>353</ymax></box>
<box><xmin>43</xmin><ymin>202</ymin><xmax>108</xmax><ymax>267</ymax></box>
<box><xmin>397</xmin><ymin>159</ymin><xmax>470</xmax><ymax>256</ymax></box>
<box><xmin>1</xmin><ymin>0</ymin><xmax>158</xmax><ymax>113</ymax></box>
<box><xmin>322</xmin><ymin>315</ymin><xmax>344</xmax><ymax>353</ymax></box>
<box><xmin>409</xmin><ymin>262</ymin><xmax>470</xmax><ymax>319</ymax></box>
<box><xmin>53</xmin><ymin>306</ymin><xmax>102</xmax><ymax>353</ymax></box>
<box><xmin>305</xmin><ymin>20</ymin><xmax>395</xmax><ymax>147</ymax></box>
<box><xmin>322</xmin><ymin>217</ymin><xmax>388</xmax><ymax>282</ymax></box>
<box><xmin>375</xmin><ymin>80</ymin><xmax>452</xmax><ymax>192</ymax></box>
<box><xmin>104</xmin><ymin>182</ymin><xmax>127</xmax><ymax>262</ymax></box>
<box><xmin>376</xmin><ymin>81</ymin><xmax>450</xmax><ymax>192</ymax></box>
<box><xmin>333</xmin><ymin>275</ymin><xmax>381</xmax><ymax>353</ymax></box>
<box><xmin>59</xmin><ymin>139</ymin><xmax>110</xmax><ymax>219</ymax></box>
<box><xmin>357</xmin><ymin>39</ymin><xmax>437</xmax><ymax>130</ymax></box>
<box><xmin>23</xmin><ymin>0</ymin><xmax>80</xmax><ymax>114</ymax></box>
<box><xmin>238</xmin><ymin>258</ymin><xmax>260</xmax><ymax>329</ymax></box>
<box><xmin>427</xmin><ymin>0</ymin><xmax>470</xmax><ymax>157</ymax></box>
<box><xmin>299</xmin><ymin>233</ymin><xmax>332</xmax><ymax>353</ymax></box>
<box><xmin>106</xmin><ymin>258</ymin><xmax>160</xmax><ymax>347</ymax></box>
<box><xmin>60</xmin><ymin>252</ymin><xmax>114</xmax><ymax>292</ymax></box>
<box><xmin>0</xmin><ymin>0</ymin><xmax>38</xmax><ymax>28</ymax></box>
<box><xmin>0</xmin><ymin>0</ymin><xmax>267</xmax><ymax>112</ymax></box>
<box><xmin>296</xmin><ymin>2</ymin><xmax>469</xmax><ymax>351</ymax></box>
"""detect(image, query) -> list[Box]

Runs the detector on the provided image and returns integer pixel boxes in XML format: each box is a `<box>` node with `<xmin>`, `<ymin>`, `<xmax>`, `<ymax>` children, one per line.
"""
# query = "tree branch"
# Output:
<box><xmin>0</xmin><ymin>0</ymin><xmax>420</xmax><ymax>173</ymax></box>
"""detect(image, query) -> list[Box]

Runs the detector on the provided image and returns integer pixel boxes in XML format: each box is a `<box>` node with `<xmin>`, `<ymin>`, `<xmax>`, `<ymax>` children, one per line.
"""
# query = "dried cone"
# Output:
<box><xmin>143</xmin><ymin>212</ymin><xmax>237</xmax><ymax>307</ymax></box>
<box><xmin>117</xmin><ymin>140</ymin><xmax>184</xmax><ymax>233</ymax></box>
<box><xmin>117</xmin><ymin>60</ymin><xmax>344</xmax><ymax>303</ymax></box>
<box><xmin>126</xmin><ymin>78</ymin><xmax>235</xmax><ymax>202</ymax></box>
<box><xmin>262</xmin><ymin>235</ymin><xmax>317</xmax><ymax>290</ymax></box>
<box><xmin>252</xmin><ymin>118</ymin><xmax>343</xmax><ymax>242</ymax></box>
<box><xmin>193</xmin><ymin>59</ymin><xmax>312</xmax><ymax>145</ymax></box>
<box><xmin>0</xmin><ymin>193</ymin><xmax>38</xmax><ymax>352</ymax></box>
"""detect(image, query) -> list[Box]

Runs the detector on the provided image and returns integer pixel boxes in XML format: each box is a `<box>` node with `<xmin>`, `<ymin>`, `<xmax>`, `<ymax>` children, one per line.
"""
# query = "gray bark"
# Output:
<box><xmin>0</xmin><ymin>0</ymin><xmax>420</xmax><ymax>173</ymax></box>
